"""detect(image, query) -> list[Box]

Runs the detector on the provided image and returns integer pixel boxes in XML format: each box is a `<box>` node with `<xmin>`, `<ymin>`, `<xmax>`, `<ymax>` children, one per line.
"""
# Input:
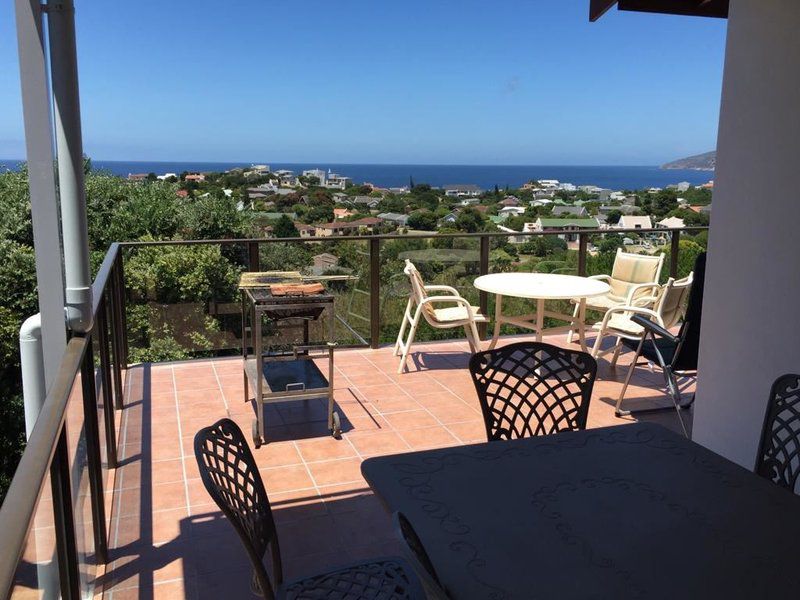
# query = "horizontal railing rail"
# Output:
<box><xmin>0</xmin><ymin>225</ymin><xmax>706</xmax><ymax>598</ymax></box>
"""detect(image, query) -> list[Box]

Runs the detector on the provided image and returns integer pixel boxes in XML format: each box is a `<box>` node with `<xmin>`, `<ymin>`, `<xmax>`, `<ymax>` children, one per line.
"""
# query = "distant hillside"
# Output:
<box><xmin>661</xmin><ymin>151</ymin><xmax>716</xmax><ymax>171</ymax></box>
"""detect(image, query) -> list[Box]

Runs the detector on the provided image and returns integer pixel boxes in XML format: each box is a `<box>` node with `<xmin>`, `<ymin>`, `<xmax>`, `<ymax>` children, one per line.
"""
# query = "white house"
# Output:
<box><xmin>496</xmin><ymin>225</ymin><xmax>528</xmax><ymax>244</ymax></box>
<box><xmin>498</xmin><ymin>206</ymin><xmax>525</xmax><ymax>217</ymax></box>
<box><xmin>325</xmin><ymin>171</ymin><xmax>351</xmax><ymax>190</ymax></box>
<box><xmin>618</xmin><ymin>215</ymin><xmax>653</xmax><ymax>230</ymax></box>
<box><xmin>443</xmin><ymin>184</ymin><xmax>482</xmax><ymax>197</ymax></box>
<box><xmin>657</xmin><ymin>216</ymin><xmax>686</xmax><ymax>229</ymax></box>
<box><xmin>538</xmin><ymin>179</ymin><xmax>560</xmax><ymax>189</ymax></box>
<box><xmin>302</xmin><ymin>169</ymin><xmax>327</xmax><ymax>185</ymax></box>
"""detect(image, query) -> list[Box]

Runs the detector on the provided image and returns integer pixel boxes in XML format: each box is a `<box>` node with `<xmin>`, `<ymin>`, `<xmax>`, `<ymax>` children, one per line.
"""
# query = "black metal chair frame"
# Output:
<box><xmin>616</xmin><ymin>316</ymin><xmax>696</xmax><ymax>437</ymax></box>
<box><xmin>393</xmin><ymin>512</ymin><xmax>449</xmax><ymax>599</ymax></box>
<box><xmin>615</xmin><ymin>252</ymin><xmax>706</xmax><ymax>438</ymax></box>
<box><xmin>755</xmin><ymin>373</ymin><xmax>800</xmax><ymax>493</ymax></box>
<box><xmin>469</xmin><ymin>341</ymin><xmax>597</xmax><ymax>441</ymax></box>
<box><xmin>194</xmin><ymin>418</ymin><xmax>426</xmax><ymax>599</ymax></box>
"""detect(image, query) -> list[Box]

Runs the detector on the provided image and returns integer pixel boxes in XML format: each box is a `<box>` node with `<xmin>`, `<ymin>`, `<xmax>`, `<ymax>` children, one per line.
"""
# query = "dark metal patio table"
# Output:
<box><xmin>361</xmin><ymin>423</ymin><xmax>800</xmax><ymax>599</ymax></box>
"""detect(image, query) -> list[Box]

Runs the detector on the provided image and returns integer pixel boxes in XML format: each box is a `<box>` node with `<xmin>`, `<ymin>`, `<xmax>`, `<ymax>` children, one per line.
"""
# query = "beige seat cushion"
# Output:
<box><xmin>433</xmin><ymin>306</ymin><xmax>488</xmax><ymax>323</ymax></box>
<box><xmin>583</xmin><ymin>294</ymin><xmax>628</xmax><ymax>312</ymax></box>
<box><xmin>592</xmin><ymin>313</ymin><xmax>644</xmax><ymax>336</ymax></box>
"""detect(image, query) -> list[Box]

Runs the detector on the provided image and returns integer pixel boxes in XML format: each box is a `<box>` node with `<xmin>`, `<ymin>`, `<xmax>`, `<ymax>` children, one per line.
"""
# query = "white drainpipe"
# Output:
<box><xmin>48</xmin><ymin>0</ymin><xmax>93</xmax><ymax>333</ymax></box>
<box><xmin>19</xmin><ymin>315</ymin><xmax>46</xmax><ymax>439</ymax></box>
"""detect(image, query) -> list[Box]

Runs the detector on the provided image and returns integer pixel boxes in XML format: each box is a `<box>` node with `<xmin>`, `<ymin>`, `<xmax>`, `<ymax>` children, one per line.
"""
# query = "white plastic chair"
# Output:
<box><xmin>394</xmin><ymin>260</ymin><xmax>488</xmax><ymax>373</ymax></box>
<box><xmin>590</xmin><ymin>272</ymin><xmax>693</xmax><ymax>365</ymax></box>
<box><xmin>567</xmin><ymin>248</ymin><xmax>665</xmax><ymax>343</ymax></box>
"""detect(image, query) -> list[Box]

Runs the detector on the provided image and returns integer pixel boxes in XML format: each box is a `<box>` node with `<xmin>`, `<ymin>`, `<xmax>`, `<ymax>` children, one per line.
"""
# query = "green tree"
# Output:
<box><xmin>454</xmin><ymin>207</ymin><xmax>485</xmax><ymax>233</ymax></box>
<box><xmin>407</xmin><ymin>211</ymin><xmax>438</xmax><ymax>231</ymax></box>
<box><xmin>272</xmin><ymin>214</ymin><xmax>299</xmax><ymax>238</ymax></box>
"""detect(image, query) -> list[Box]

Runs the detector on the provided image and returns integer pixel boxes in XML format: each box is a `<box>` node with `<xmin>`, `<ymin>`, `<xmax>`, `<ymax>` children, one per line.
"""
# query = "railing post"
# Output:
<box><xmin>115</xmin><ymin>250</ymin><xmax>129</xmax><ymax>368</ymax></box>
<box><xmin>369</xmin><ymin>237</ymin><xmax>380</xmax><ymax>349</ymax></box>
<box><xmin>80</xmin><ymin>340</ymin><xmax>108</xmax><ymax>564</ymax></box>
<box><xmin>478</xmin><ymin>235</ymin><xmax>490</xmax><ymax>338</ymax></box>
<box><xmin>108</xmin><ymin>276</ymin><xmax>124</xmax><ymax>411</ymax></box>
<box><xmin>248</xmin><ymin>241</ymin><xmax>260</xmax><ymax>272</ymax></box>
<box><xmin>670</xmin><ymin>229</ymin><xmax>681</xmax><ymax>279</ymax></box>
<box><xmin>50</xmin><ymin>428</ymin><xmax>81</xmax><ymax>600</ymax></box>
<box><xmin>577</xmin><ymin>233</ymin><xmax>588</xmax><ymax>276</ymax></box>
<box><xmin>96</xmin><ymin>296</ymin><xmax>117</xmax><ymax>468</ymax></box>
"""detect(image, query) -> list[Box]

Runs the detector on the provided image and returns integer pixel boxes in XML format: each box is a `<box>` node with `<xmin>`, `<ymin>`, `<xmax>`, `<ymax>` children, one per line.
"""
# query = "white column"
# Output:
<box><xmin>693</xmin><ymin>0</ymin><xmax>800</xmax><ymax>468</ymax></box>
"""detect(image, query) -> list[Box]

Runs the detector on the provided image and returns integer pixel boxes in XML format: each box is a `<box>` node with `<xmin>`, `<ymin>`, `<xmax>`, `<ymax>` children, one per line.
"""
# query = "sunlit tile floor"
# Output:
<box><xmin>98</xmin><ymin>334</ymin><xmax>693</xmax><ymax>599</ymax></box>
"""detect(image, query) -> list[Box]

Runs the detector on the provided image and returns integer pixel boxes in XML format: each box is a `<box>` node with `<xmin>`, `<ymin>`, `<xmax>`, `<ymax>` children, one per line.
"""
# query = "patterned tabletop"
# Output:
<box><xmin>362</xmin><ymin>423</ymin><xmax>800</xmax><ymax>599</ymax></box>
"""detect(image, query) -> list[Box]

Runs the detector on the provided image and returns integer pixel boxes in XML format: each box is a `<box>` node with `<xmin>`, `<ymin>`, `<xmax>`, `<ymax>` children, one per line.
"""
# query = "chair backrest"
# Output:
<box><xmin>194</xmin><ymin>419</ymin><xmax>281</xmax><ymax>599</ymax></box>
<box><xmin>469</xmin><ymin>341</ymin><xmax>597</xmax><ymax>441</ymax></box>
<box><xmin>404</xmin><ymin>259</ymin><xmax>438</xmax><ymax>323</ymax></box>
<box><xmin>394</xmin><ymin>512</ymin><xmax>448</xmax><ymax>599</ymax></box>
<box><xmin>608</xmin><ymin>248</ymin><xmax>665</xmax><ymax>300</ymax></box>
<box><xmin>671</xmin><ymin>252</ymin><xmax>706</xmax><ymax>372</ymax></box>
<box><xmin>654</xmin><ymin>273</ymin><xmax>693</xmax><ymax>330</ymax></box>
<box><xmin>755</xmin><ymin>374</ymin><xmax>800</xmax><ymax>494</ymax></box>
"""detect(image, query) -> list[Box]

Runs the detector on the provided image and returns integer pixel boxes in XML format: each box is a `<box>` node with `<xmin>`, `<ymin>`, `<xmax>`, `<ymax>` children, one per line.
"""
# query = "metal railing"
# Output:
<box><xmin>0</xmin><ymin>243</ymin><xmax>127</xmax><ymax>599</ymax></box>
<box><xmin>0</xmin><ymin>226</ymin><xmax>706</xmax><ymax>598</ymax></box>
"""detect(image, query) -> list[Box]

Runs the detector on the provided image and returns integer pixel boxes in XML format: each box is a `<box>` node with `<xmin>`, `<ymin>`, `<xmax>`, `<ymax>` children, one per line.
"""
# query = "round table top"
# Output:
<box><xmin>473</xmin><ymin>272</ymin><xmax>610</xmax><ymax>300</ymax></box>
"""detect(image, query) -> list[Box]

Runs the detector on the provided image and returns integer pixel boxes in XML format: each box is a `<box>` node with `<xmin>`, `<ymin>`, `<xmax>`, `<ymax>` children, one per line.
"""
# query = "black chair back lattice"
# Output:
<box><xmin>194</xmin><ymin>418</ymin><xmax>282</xmax><ymax>599</ymax></box>
<box><xmin>755</xmin><ymin>374</ymin><xmax>800</xmax><ymax>494</ymax></box>
<box><xmin>469</xmin><ymin>341</ymin><xmax>597</xmax><ymax>441</ymax></box>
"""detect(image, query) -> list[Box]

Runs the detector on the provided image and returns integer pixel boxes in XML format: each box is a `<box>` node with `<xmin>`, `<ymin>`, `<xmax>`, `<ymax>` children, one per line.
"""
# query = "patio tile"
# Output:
<box><xmin>296</xmin><ymin>436</ymin><xmax>357</xmax><ymax>462</ymax></box>
<box><xmin>346</xmin><ymin>430</ymin><xmax>410</xmax><ymax>457</ymax></box>
<box><xmin>259</xmin><ymin>464</ymin><xmax>315</xmax><ymax>494</ymax></box>
<box><xmin>103</xmin><ymin>337</ymin><xmax>695</xmax><ymax>599</ymax></box>
<box><xmin>306</xmin><ymin>458</ymin><xmax>363</xmax><ymax>487</ymax></box>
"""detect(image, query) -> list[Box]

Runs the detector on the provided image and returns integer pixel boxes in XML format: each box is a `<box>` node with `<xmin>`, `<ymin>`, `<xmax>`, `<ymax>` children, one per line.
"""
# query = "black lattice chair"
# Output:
<box><xmin>194</xmin><ymin>419</ymin><xmax>426</xmax><ymax>599</ymax></box>
<box><xmin>755</xmin><ymin>374</ymin><xmax>800</xmax><ymax>494</ymax></box>
<box><xmin>469</xmin><ymin>341</ymin><xmax>597</xmax><ymax>441</ymax></box>
<box><xmin>393</xmin><ymin>512</ymin><xmax>449</xmax><ymax>599</ymax></box>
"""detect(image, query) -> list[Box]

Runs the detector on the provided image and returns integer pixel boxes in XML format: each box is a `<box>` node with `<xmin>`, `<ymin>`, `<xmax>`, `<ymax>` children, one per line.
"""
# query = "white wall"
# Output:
<box><xmin>693</xmin><ymin>0</ymin><xmax>800</xmax><ymax>467</ymax></box>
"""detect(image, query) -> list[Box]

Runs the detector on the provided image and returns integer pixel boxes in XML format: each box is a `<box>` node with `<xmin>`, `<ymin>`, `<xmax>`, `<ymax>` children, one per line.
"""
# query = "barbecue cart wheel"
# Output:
<box><xmin>331</xmin><ymin>411</ymin><xmax>342</xmax><ymax>438</ymax></box>
<box><xmin>252</xmin><ymin>419</ymin><xmax>263</xmax><ymax>449</ymax></box>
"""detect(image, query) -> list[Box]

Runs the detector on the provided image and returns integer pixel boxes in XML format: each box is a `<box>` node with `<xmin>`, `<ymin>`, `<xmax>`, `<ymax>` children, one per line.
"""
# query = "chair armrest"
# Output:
<box><xmin>589</xmin><ymin>274</ymin><xmax>611</xmax><ymax>282</ymax></box>
<box><xmin>419</xmin><ymin>295</ymin><xmax>476</xmax><ymax>318</ymax></box>
<box><xmin>597</xmin><ymin>305</ymin><xmax>662</xmax><ymax>331</ymax></box>
<box><xmin>625</xmin><ymin>282</ymin><xmax>661</xmax><ymax>304</ymax></box>
<box><xmin>631</xmin><ymin>295</ymin><xmax>660</xmax><ymax>308</ymax></box>
<box><xmin>424</xmin><ymin>285</ymin><xmax>460</xmax><ymax>296</ymax></box>
<box><xmin>631</xmin><ymin>314</ymin><xmax>679</xmax><ymax>343</ymax></box>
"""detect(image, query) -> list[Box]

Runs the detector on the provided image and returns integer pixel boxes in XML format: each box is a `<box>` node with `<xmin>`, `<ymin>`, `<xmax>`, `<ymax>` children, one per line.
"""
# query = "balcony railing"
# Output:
<box><xmin>0</xmin><ymin>226</ymin><xmax>706</xmax><ymax>598</ymax></box>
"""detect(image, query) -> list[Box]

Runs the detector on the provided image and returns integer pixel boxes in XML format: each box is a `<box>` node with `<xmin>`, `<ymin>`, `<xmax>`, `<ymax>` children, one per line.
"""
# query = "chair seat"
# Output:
<box><xmin>622</xmin><ymin>336</ymin><xmax>677</xmax><ymax>365</ymax></box>
<box><xmin>433</xmin><ymin>305</ymin><xmax>488</xmax><ymax>323</ymax></box>
<box><xmin>592</xmin><ymin>313</ymin><xmax>645</xmax><ymax>337</ymax></box>
<box><xmin>280</xmin><ymin>558</ymin><xmax>424</xmax><ymax>599</ymax></box>
<box><xmin>580</xmin><ymin>293</ymin><xmax>628</xmax><ymax>312</ymax></box>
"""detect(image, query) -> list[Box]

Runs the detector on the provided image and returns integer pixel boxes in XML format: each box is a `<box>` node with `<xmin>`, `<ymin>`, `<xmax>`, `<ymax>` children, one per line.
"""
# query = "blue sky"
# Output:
<box><xmin>0</xmin><ymin>1</ymin><xmax>727</xmax><ymax>165</ymax></box>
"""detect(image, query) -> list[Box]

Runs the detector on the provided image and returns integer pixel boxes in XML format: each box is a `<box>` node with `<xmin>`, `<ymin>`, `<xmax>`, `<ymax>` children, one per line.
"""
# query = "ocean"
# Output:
<box><xmin>0</xmin><ymin>159</ymin><xmax>713</xmax><ymax>191</ymax></box>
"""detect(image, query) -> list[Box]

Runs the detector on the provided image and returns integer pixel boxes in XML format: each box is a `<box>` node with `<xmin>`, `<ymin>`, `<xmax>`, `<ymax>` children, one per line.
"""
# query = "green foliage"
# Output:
<box><xmin>605</xmin><ymin>209</ymin><xmax>622</xmax><ymax>225</ymax></box>
<box><xmin>454</xmin><ymin>207</ymin><xmax>485</xmax><ymax>233</ymax></box>
<box><xmin>407</xmin><ymin>210</ymin><xmax>437</xmax><ymax>231</ymax></box>
<box><xmin>518</xmin><ymin>236</ymin><xmax>567</xmax><ymax>257</ymax></box>
<box><xmin>272</xmin><ymin>214</ymin><xmax>300</xmax><ymax>238</ymax></box>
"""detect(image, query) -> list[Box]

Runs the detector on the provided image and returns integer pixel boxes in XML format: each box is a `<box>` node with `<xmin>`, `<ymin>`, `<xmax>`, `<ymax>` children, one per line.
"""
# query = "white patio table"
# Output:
<box><xmin>473</xmin><ymin>272</ymin><xmax>610</xmax><ymax>352</ymax></box>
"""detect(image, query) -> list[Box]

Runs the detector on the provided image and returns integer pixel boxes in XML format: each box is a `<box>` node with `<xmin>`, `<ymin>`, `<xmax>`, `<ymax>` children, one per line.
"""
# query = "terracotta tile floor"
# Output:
<box><xmin>98</xmin><ymin>334</ymin><xmax>694</xmax><ymax>599</ymax></box>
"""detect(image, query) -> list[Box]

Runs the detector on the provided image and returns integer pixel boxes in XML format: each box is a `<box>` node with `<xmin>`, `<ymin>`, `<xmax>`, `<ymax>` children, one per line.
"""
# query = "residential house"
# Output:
<box><xmin>377</xmin><ymin>212</ymin><xmax>409</xmax><ymax>227</ymax></box>
<box><xmin>496</xmin><ymin>225</ymin><xmax>528</xmax><ymax>244</ymax></box>
<box><xmin>440</xmin><ymin>211</ymin><xmax>459</xmax><ymax>225</ymax></box>
<box><xmin>443</xmin><ymin>184</ymin><xmax>482</xmax><ymax>197</ymax></box>
<box><xmin>598</xmin><ymin>204</ymin><xmax>637</xmax><ymax>216</ymax></box>
<box><xmin>312</xmin><ymin>253</ymin><xmax>339</xmax><ymax>271</ymax></box>
<box><xmin>578</xmin><ymin>185</ymin><xmax>603</xmax><ymax>194</ymax></box>
<box><xmin>618</xmin><ymin>215</ymin><xmax>653</xmax><ymax>230</ymax></box>
<box><xmin>315</xmin><ymin>217</ymin><xmax>381</xmax><ymax>237</ymax></box>
<box><xmin>245</xmin><ymin>165</ymin><xmax>270</xmax><ymax>177</ymax></box>
<box><xmin>558</xmin><ymin>183</ymin><xmax>577</xmax><ymax>192</ymax></box>
<box><xmin>184</xmin><ymin>173</ymin><xmax>205</xmax><ymax>183</ymax></box>
<box><xmin>524</xmin><ymin>217</ymin><xmax>600</xmax><ymax>242</ymax></box>
<box><xmin>127</xmin><ymin>173</ymin><xmax>148</xmax><ymax>181</ymax></box>
<box><xmin>348</xmin><ymin>196</ymin><xmax>381</xmax><ymax>209</ymax></box>
<box><xmin>498</xmin><ymin>206</ymin><xmax>525</xmax><ymax>218</ymax></box>
<box><xmin>552</xmin><ymin>205</ymin><xmax>589</xmax><ymax>218</ymax></box>
<box><xmin>295</xmin><ymin>223</ymin><xmax>317</xmax><ymax>238</ymax></box>
<box><xmin>333</xmin><ymin>208</ymin><xmax>356</xmax><ymax>220</ymax></box>
<box><xmin>538</xmin><ymin>179</ymin><xmax>560</xmax><ymax>189</ymax></box>
<box><xmin>530</xmin><ymin>198</ymin><xmax>554</xmax><ymax>208</ymax></box>
<box><xmin>457</xmin><ymin>197</ymin><xmax>480</xmax><ymax>207</ymax></box>
<box><xmin>325</xmin><ymin>171</ymin><xmax>351</xmax><ymax>190</ymax></box>
<box><xmin>302</xmin><ymin>169</ymin><xmax>327</xmax><ymax>185</ymax></box>
<box><xmin>657</xmin><ymin>216</ymin><xmax>686</xmax><ymax>229</ymax></box>
<box><xmin>499</xmin><ymin>196</ymin><xmax>520</xmax><ymax>207</ymax></box>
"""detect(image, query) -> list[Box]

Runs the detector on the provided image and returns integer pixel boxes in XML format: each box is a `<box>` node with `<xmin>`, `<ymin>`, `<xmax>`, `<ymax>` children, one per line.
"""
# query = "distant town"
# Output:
<box><xmin>126</xmin><ymin>164</ymin><xmax>712</xmax><ymax>251</ymax></box>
